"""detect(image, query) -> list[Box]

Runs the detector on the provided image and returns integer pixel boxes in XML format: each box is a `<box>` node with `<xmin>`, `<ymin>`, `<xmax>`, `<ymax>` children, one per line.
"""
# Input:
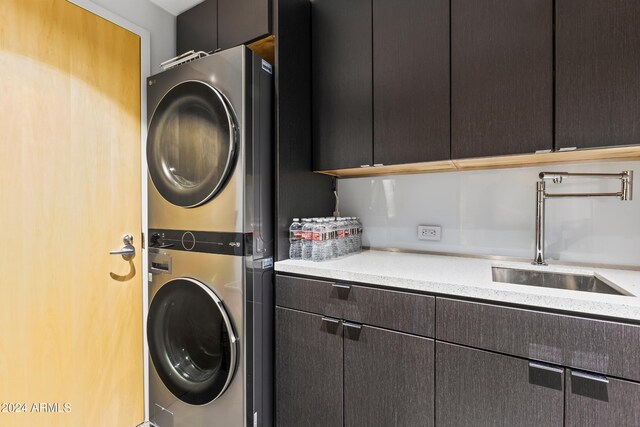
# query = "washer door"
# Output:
<box><xmin>147</xmin><ymin>278</ymin><xmax>237</xmax><ymax>405</ymax></box>
<box><xmin>147</xmin><ymin>81</ymin><xmax>237</xmax><ymax>208</ymax></box>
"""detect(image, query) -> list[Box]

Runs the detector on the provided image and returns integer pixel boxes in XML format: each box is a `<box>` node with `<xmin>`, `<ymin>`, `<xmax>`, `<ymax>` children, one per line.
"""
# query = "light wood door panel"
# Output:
<box><xmin>0</xmin><ymin>1</ymin><xmax>142</xmax><ymax>426</ymax></box>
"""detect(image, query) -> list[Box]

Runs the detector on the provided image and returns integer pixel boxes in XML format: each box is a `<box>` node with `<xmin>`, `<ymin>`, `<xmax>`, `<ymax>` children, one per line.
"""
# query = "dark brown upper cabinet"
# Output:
<box><xmin>218</xmin><ymin>0</ymin><xmax>271</xmax><ymax>50</ymax></box>
<box><xmin>373</xmin><ymin>0</ymin><xmax>450</xmax><ymax>166</ymax></box>
<box><xmin>451</xmin><ymin>0</ymin><xmax>553</xmax><ymax>159</ymax></box>
<box><xmin>312</xmin><ymin>0</ymin><xmax>373</xmax><ymax>171</ymax></box>
<box><xmin>556</xmin><ymin>0</ymin><xmax>640</xmax><ymax>150</ymax></box>
<box><xmin>312</xmin><ymin>0</ymin><xmax>450</xmax><ymax>170</ymax></box>
<box><xmin>177</xmin><ymin>0</ymin><xmax>218</xmax><ymax>55</ymax></box>
<box><xmin>176</xmin><ymin>0</ymin><xmax>270</xmax><ymax>54</ymax></box>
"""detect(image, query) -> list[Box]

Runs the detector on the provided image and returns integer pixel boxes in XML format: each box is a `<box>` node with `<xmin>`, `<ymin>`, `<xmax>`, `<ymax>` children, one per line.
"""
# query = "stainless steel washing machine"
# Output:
<box><xmin>145</xmin><ymin>46</ymin><xmax>274</xmax><ymax>427</ymax></box>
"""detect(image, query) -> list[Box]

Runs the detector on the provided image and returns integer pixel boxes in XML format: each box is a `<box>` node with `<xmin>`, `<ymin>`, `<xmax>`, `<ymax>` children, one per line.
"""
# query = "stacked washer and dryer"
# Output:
<box><xmin>145</xmin><ymin>46</ymin><xmax>274</xmax><ymax>427</ymax></box>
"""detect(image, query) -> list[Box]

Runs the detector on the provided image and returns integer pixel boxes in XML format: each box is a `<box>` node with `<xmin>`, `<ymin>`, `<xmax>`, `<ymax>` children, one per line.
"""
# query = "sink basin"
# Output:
<box><xmin>491</xmin><ymin>267</ymin><xmax>633</xmax><ymax>296</ymax></box>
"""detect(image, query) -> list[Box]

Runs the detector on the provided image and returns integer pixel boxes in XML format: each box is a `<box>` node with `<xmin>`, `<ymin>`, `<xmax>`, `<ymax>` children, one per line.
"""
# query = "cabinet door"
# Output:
<box><xmin>556</xmin><ymin>0</ymin><xmax>640</xmax><ymax>150</ymax></box>
<box><xmin>343</xmin><ymin>323</ymin><xmax>434</xmax><ymax>427</ymax></box>
<box><xmin>451</xmin><ymin>0</ymin><xmax>553</xmax><ymax>158</ymax></box>
<box><xmin>566</xmin><ymin>369</ymin><xmax>640</xmax><ymax>426</ymax></box>
<box><xmin>373</xmin><ymin>0</ymin><xmax>450</xmax><ymax>165</ymax></box>
<box><xmin>218</xmin><ymin>0</ymin><xmax>270</xmax><ymax>49</ymax></box>
<box><xmin>436</xmin><ymin>342</ymin><xmax>564</xmax><ymax>427</ymax></box>
<box><xmin>176</xmin><ymin>0</ymin><xmax>218</xmax><ymax>54</ymax></box>
<box><xmin>312</xmin><ymin>0</ymin><xmax>373</xmax><ymax>170</ymax></box>
<box><xmin>275</xmin><ymin>307</ymin><xmax>343</xmax><ymax>427</ymax></box>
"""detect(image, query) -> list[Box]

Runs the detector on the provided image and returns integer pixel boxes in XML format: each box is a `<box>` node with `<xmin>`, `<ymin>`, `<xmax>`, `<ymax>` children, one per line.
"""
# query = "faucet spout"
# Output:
<box><xmin>533</xmin><ymin>180</ymin><xmax>546</xmax><ymax>265</ymax></box>
<box><xmin>532</xmin><ymin>170</ymin><xmax>633</xmax><ymax>265</ymax></box>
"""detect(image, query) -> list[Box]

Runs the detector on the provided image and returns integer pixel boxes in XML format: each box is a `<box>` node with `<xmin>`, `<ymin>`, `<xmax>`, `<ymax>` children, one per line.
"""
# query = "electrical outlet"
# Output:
<box><xmin>418</xmin><ymin>225</ymin><xmax>441</xmax><ymax>241</ymax></box>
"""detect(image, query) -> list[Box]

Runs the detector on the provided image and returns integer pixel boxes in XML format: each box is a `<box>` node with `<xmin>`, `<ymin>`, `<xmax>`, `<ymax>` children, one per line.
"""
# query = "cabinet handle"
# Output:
<box><xmin>343</xmin><ymin>321</ymin><xmax>362</xmax><ymax>341</ymax></box>
<box><xmin>359</xmin><ymin>164</ymin><xmax>371</xmax><ymax>168</ymax></box>
<box><xmin>332</xmin><ymin>283</ymin><xmax>351</xmax><ymax>300</ymax></box>
<box><xmin>321</xmin><ymin>316</ymin><xmax>341</xmax><ymax>326</ymax></box>
<box><xmin>571</xmin><ymin>370</ymin><xmax>609</xmax><ymax>384</ymax></box>
<box><xmin>528</xmin><ymin>360</ymin><xmax>563</xmax><ymax>374</ymax></box>
<box><xmin>343</xmin><ymin>321</ymin><xmax>362</xmax><ymax>331</ymax></box>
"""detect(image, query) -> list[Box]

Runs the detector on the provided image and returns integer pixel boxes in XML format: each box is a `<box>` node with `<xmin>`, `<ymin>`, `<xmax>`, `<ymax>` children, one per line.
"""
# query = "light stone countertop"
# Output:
<box><xmin>274</xmin><ymin>250</ymin><xmax>640</xmax><ymax>322</ymax></box>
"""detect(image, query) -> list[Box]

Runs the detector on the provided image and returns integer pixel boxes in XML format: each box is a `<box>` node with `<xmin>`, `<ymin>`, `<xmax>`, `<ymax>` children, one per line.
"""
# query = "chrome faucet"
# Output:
<box><xmin>533</xmin><ymin>170</ymin><xmax>633</xmax><ymax>265</ymax></box>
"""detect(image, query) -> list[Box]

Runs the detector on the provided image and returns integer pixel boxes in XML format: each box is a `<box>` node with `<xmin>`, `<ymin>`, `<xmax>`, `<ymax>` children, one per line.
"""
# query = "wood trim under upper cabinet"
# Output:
<box><xmin>316</xmin><ymin>146</ymin><xmax>640</xmax><ymax>178</ymax></box>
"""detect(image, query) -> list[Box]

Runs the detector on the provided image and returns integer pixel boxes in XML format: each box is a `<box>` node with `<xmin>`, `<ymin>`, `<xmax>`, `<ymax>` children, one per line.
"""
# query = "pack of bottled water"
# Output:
<box><xmin>289</xmin><ymin>217</ymin><xmax>363</xmax><ymax>261</ymax></box>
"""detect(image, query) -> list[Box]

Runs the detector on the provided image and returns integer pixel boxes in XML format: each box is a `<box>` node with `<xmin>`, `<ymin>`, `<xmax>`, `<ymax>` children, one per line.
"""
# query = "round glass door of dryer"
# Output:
<box><xmin>147</xmin><ymin>278</ymin><xmax>237</xmax><ymax>405</ymax></box>
<box><xmin>147</xmin><ymin>81</ymin><xmax>237</xmax><ymax>207</ymax></box>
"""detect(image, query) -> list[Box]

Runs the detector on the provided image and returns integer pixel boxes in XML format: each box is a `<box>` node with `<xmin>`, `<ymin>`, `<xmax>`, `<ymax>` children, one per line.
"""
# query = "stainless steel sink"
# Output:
<box><xmin>491</xmin><ymin>267</ymin><xmax>633</xmax><ymax>296</ymax></box>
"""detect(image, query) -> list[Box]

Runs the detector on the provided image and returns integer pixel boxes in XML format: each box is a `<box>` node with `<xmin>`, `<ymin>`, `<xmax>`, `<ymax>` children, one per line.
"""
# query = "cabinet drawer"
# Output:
<box><xmin>344</xmin><ymin>285</ymin><xmax>434</xmax><ymax>337</ymax></box>
<box><xmin>275</xmin><ymin>275</ymin><xmax>344</xmax><ymax>318</ymax></box>
<box><xmin>275</xmin><ymin>275</ymin><xmax>435</xmax><ymax>337</ymax></box>
<box><xmin>437</xmin><ymin>298</ymin><xmax>640</xmax><ymax>382</ymax></box>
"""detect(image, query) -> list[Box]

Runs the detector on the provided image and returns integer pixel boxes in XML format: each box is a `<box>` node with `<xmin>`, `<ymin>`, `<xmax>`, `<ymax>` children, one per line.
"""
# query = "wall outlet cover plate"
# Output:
<box><xmin>418</xmin><ymin>225</ymin><xmax>441</xmax><ymax>241</ymax></box>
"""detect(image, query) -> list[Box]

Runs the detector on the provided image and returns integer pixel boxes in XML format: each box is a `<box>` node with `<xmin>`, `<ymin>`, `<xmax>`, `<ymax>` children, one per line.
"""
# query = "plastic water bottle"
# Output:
<box><xmin>301</xmin><ymin>218</ymin><xmax>315</xmax><ymax>260</ymax></box>
<box><xmin>288</xmin><ymin>218</ymin><xmax>302</xmax><ymax>260</ymax></box>
<box><xmin>354</xmin><ymin>217</ymin><xmax>363</xmax><ymax>252</ymax></box>
<box><xmin>344</xmin><ymin>216</ymin><xmax>354</xmax><ymax>255</ymax></box>
<box><xmin>325</xmin><ymin>217</ymin><xmax>338</xmax><ymax>259</ymax></box>
<box><xmin>311</xmin><ymin>219</ymin><xmax>327</xmax><ymax>261</ymax></box>
<box><xmin>327</xmin><ymin>218</ymin><xmax>338</xmax><ymax>259</ymax></box>
<box><xmin>335</xmin><ymin>217</ymin><xmax>346</xmax><ymax>257</ymax></box>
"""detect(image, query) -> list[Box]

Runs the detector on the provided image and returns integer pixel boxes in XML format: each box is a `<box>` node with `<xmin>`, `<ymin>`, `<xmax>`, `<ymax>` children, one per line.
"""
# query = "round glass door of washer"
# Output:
<box><xmin>147</xmin><ymin>81</ymin><xmax>237</xmax><ymax>208</ymax></box>
<box><xmin>147</xmin><ymin>278</ymin><xmax>237</xmax><ymax>405</ymax></box>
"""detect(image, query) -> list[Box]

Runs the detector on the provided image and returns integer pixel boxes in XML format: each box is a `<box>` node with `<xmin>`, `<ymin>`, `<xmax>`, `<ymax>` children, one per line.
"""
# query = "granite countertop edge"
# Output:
<box><xmin>274</xmin><ymin>250</ymin><xmax>640</xmax><ymax>323</ymax></box>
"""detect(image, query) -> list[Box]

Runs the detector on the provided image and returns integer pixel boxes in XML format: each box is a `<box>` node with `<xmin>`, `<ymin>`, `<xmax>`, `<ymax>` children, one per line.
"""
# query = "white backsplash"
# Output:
<box><xmin>338</xmin><ymin>160</ymin><xmax>640</xmax><ymax>267</ymax></box>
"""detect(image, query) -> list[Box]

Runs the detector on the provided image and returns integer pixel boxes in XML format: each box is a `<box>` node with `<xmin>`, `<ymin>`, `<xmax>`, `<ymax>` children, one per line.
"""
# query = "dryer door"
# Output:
<box><xmin>147</xmin><ymin>278</ymin><xmax>237</xmax><ymax>405</ymax></box>
<box><xmin>147</xmin><ymin>81</ymin><xmax>237</xmax><ymax>208</ymax></box>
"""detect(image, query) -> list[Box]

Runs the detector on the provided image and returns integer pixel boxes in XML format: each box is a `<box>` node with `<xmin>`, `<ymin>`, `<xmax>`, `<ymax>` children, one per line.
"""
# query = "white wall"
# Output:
<box><xmin>90</xmin><ymin>0</ymin><xmax>176</xmax><ymax>74</ymax></box>
<box><xmin>338</xmin><ymin>160</ymin><xmax>640</xmax><ymax>267</ymax></box>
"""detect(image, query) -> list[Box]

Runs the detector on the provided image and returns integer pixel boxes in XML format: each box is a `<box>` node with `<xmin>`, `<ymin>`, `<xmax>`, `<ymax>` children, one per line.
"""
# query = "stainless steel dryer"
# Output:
<box><xmin>145</xmin><ymin>46</ymin><xmax>274</xmax><ymax>427</ymax></box>
<box><xmin>147</xmin><ymin>45</ymin><xmax>272</xmax><ymax>235</ymax></box>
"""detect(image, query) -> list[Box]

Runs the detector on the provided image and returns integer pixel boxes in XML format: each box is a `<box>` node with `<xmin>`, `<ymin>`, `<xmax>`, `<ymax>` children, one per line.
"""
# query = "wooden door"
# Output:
<box><xmin>343</xmin><ymin>324</ymin><xmax>434</xmax><ymax>427</ymax></box>
<box><xmin>451</xmin><ymin>0</ymin><xmax>553</xmax><ymax>159</ymax></box>
<box><xmin>275</xmin><ymin>307</ymin><xmax>343</xmax><ymax>427</ymax></box>
<box><xmin>435</xmin><ymin>342</ymin><xmax>564</xmax><ymax>427</ymax></box>
<box><xmin>311</xmin><ymin>0</ymin><xmax>373</xmax><ymax>171</ymax></box>
<box><xmin>0</xmin><ymin>1</ymin><xmax>142</xmax><ymax>426</ymax></box>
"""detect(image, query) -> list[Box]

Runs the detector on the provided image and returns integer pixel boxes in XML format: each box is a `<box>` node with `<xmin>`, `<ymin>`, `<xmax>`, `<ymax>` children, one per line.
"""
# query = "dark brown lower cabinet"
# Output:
<box><xmin>343</xmin><ymin>324</ymin><xmax>434</xmax><ymax>427</ymax></box>
<box><xmin>436</xmin><ymin>342</ymin><xmax>564</xmax><ymax>427</ymax></box>
<box><xmin>275</xmin><ymin>307</ymin><xmax>343</xmax><ymax>427</ymax></box>
<box><xmin>566</xmin><ymin>369</ymin><xmax>640</xmax><ymax>426</ymax></box>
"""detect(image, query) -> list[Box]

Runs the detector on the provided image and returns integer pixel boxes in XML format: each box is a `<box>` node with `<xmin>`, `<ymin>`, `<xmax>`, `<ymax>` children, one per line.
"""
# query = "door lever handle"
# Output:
<box><xmin>110</xmin><ymin>234</ymin><xmax>135</xmax><ymax>261</ymax></box>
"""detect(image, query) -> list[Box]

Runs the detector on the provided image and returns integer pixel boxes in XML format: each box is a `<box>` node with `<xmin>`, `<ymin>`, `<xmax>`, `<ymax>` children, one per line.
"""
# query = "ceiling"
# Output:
<box><xmin>149</xmin><ymin>0</ymin><xmax>204</xmax><ymax>15</ymax></box>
